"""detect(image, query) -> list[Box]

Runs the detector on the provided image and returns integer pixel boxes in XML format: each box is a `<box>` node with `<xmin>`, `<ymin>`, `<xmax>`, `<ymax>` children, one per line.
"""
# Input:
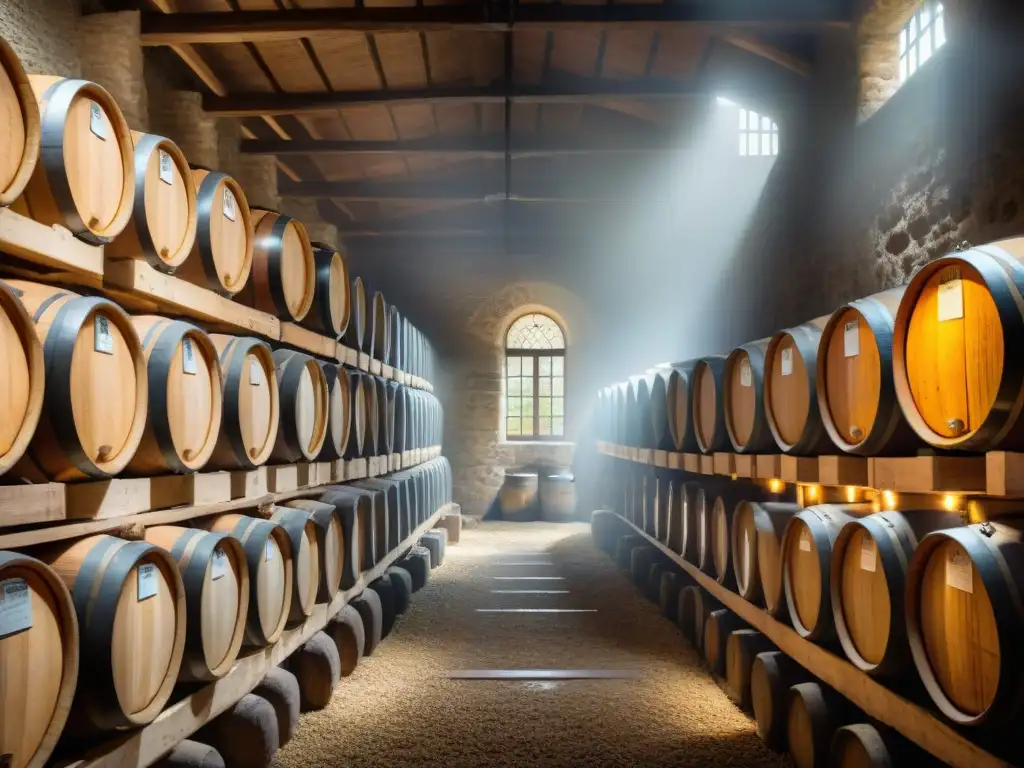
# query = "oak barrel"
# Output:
<box><xmin>205</xmin><ymin>335</ymin><xmax>279</xmax><ymax>470</ymax></box>
<box><xmin>647</xmin><ymin>366</ymin><xmax>674</xmax><ymax>450</ymax></box>
<box><xmin>371</xmin><ymin>291</ymin><xmax>390</xmax><ymax>364</ymax></box>
<box><xmin>500</xmin><ymin>472</ymin><xmax>539</xmax><ymax>522</ymax></box>
<box><xmin>44</xmin><ymin>534</ymin><xmax>186</xmax><ymax>731</ymax></box>
<box><xmin>19</xmin><ymin>76</ymin><xmax>133</xmax><ymax>244</ymax></box>
<box><xmin>893</xmin><ymin>237</ymin><xmax>1024</xmax><ymax>450</ymax></box>
<box><xmin>284</xmin><ymin>500</ymin><xmax>344</xmax><ymax>602</ymax></box>
<box><xmin>107</xmin><ymin>132</ymin><xmax>197</xmax><ymax>272</ymax></box>
<box><xmin>703</xmin><ymin>608</ymin><xmax>744</xmax><ymax>676</ymax></box>
<box><xmin>371</xmin><ymin>375</ymin><xmax>389</xmax><ymax>456</ymax></box>
<box><xmin>175</xmin><ymin>167</ymin><xmax>253</xmax><ymax>296</ymax></box>
<box><xmin>731</xmin><ymin>501</ymin><xmax>800</xmax><ymax>608</ymax></box>
<box><xmin>361</xmin><ymin>371</ymin><xmax>380</xmax><ymax>458</ymax></box>
<box><xmin>664</xmin><ymin>477</ymin><xmax>684</xmax><ymax>554</ymax></box>
<box><xmin>127</xmin><ymin>317</ymin><xmax>223</xmax><ymax>475</ymax></box>
<box><xmin>303</xmin><ymin>243</ymin><xmax>349</xmax><ymax>339</ymax></box>
<box><xmin>830</xmin><ymin>509</ymin><xmax>959</xmax><ymax>679</ymax></box>
<box><xmin>692</xmin><ymin>589</ymin><xmax>722</xmax><ymax>654</ymax></box>
<box><xmin>711</xmin><ymin>489</ymin><xmax>757</xmax><ymax>588</ymax></box>
<box><xmin>725</xmin><ymin>629</ymin><xmax>775</xmax><ymax>709</ymax></box>
<box><xmin>764</xmin><ymin>317</ymin><xmax>834</xmax><ymax>454</ymax></box>
<box><xmin>388</xmin><ymin>305</ymin><xmax>401</xmax><ymax>368</ymax></box>
<box><xmin>270</xmin><ymin>506</ymin><xmax>320</xmax><ymax>623</ymax></box>
<box><xmin>0</xmin><ymin>39</ymin><xmax>39</xmax><ymax>206</ymax></box>
<box><xmin>750</xmin><ymin>651</ymin><xmax>812</xmax><ymax>751</ymax></box>
<box><xmin>343</xmin><ymin>276</ymin><xmax>367</xmax><ymax>353</ymax></box>
<box><xmin>693</xmin><ymin>355</ymin><xmax>729</xmax><ymax>453</ymax></box>
<box><xmin>626</xmin><ymin>375</ymin><xmax>654</xmax><ymax>448</ymax></box>
<box><xmin>666</xmin><ymin>360</ymin><xmax>700</xmax><ymax>452</ymax></box>
<box><xmin>540</xmin><ymin>471</ymin><xmax>576</xmax><ymax>522</ymax></box>
<box><xmin>828</xmin><ymin>723</ymin><xmax>939</xmax><ymax>768</ymax></box>
<box><xmin>315</xmin><ymin>492</ymin><xmax>364</xmax><ymax>589</ymax></box>
<box><xmin>724</xmin><ymin>339</ymin><xmax>776</xmax><ymax>453</ymax></box>
<box><xmin>782</xmin><ymin>504</ymin><xmax>872</xmax><ymax>642</ymax></box>
<box><xmin>817</xmin><ymin>288</ymin><xmax>919</xmax><ymax>455</ymax></box>
<box><xmin>244</xmin><ymin>209</ymin><xmax>315</xmax><ymax>322</ymax></box>
<box><xmin>7</xmin><ymin>281</ymin><xmax>148</xmax><ymax>481</ymax></box>
<box><xmin>205</xmin><ymin>514</ymin><xmax>293</xmax><ymax>648</ymax></box>
<box><xmin>322</xmin><ymin>486</ymin><xmax>380</xmax><ymax>570</ymax></box>
<box><xmin>344</xmin><ymin>371</ymin><xmax>368</xmax><ymax>460</ymax></box>
<box><xmin>0</xmin><ymin>280</ymin><xmax>44</xmax><ymax>477</ymax></box>
<box><xmin>677</xmin><ymin>481</ymin><xmax>701</xmax><ymax>563</ymax></box>
<box><xmin>318</xmin><ymin>363</ymin><xmax>351</xmax><ymax>461</ymax></box>
<box><xmin>905</xmin><ymin>518</ymin><xmax>1024</xmax><ymax>727</ymax></box>
<box><xmin>270</xmin><ymin>349</ymin><xmax>328</xmax><ymax>463</ymax></box>
<box><xmin>0</xmin><ymin>551</ymin><xmax>78</xmax><ymax>768</ymax></box>
<box><xmin>144</xmin><ymin>526</ymin><xmax>248</xmax><ymax>682</ymax></box>
<box><xmin>786</xmin><ymin>682</ymin><xmax>858</xmax><ymax>768</ymax></box>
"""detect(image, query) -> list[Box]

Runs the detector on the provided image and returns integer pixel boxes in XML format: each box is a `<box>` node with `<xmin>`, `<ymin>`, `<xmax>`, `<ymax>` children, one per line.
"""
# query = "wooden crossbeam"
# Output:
<box><xmin>141</xmin><ymin>5</ymin><xmax>850</xmax><ymax>45</ymax></box>
<box><xmin>282</xmin><ymin>179</ymin><xmax>671</xmax><ymax>203</ymax></box>
<box><xmin>722</xmin><ymin>33</ymin><xmax>812</xmax><ymax>76</ymax></box>
<box><xmin>242</xmin><ymin>136</ymin><xmax>685</xmax><ymax>157</ymax></box>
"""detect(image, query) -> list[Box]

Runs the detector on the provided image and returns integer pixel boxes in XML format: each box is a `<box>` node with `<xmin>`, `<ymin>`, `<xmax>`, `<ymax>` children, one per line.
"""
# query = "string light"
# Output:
<box><xmin>845</xmin><ymin>486</ymin><xmax>857</xmax><ymax>503</ymax></box>
<box><xmin>805</xmin><ymin>485</ymin><xmax>820</xmax><ymax>502</ymax></box>
<box><xmin>768</xmin><ymin>478</ymin><xmax>784</xmax><ymax>494</ymax></box>
<box><xmin>882</xmin><ymin>490</ymin><xmax>897</xmax><ymax>510</ymax></box>
<box><xmin>943</xmin><ymin>494</ymin><xmax>959</xmax><ymax>512</ymax></box>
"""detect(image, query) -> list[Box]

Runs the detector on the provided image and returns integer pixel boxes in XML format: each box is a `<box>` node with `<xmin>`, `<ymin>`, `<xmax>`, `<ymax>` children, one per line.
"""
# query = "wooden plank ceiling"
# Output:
<box><xmin>144</xmin><ymin>0</ymin><xmax>840</xmax><ymax>240</ymax></box>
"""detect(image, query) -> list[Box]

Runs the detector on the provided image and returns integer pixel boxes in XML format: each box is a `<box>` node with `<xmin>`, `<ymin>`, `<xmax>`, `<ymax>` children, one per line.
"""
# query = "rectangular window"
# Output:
<box><xmin>899</xmin><ymin>1</ymin><xmax>946</xmax><ymax>84</ymax></box>
<box><xmin>504</xmin><ymin>351</ymin><xmax>566</xmax><ymax>440</ymax></box>
<box><xmin>738</xmin><ymin>108</ymin><xmax>779</xmax><ymax>157</ymax></box>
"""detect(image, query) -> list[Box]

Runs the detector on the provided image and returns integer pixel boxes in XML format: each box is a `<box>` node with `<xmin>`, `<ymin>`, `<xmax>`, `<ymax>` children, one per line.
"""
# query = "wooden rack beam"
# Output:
<box><xmin>282</xmin><ymin>179</ymin><xmax>671</xmax><ymax>203</ymax></box>
<box><xmin>241</xmin><ymin>137</ymin><xmax>685</xmax><ymax>158</ymax></box>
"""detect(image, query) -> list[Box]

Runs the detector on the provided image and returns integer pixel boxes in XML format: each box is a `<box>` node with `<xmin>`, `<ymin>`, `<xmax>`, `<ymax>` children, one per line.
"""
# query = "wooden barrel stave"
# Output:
<box><xmin>270</xmin><ymin>506</ymin><xmax>321</xmax><ymax>622</ymax></box>
<box><xmin>693</xmin><ymin>355</ymin><xmax>729</xmax><ymax>453</ymax></box>
<box><xmin>765</xmin><ymin>317</ymin><xmax>835</xmax><ymax>455</ymax></box>
<box><xmin>724</xmin><ymin>338</ymin><xmax>775</xmax><ymax>453</ymax></box>
<box><xmin>732</xmin><ymin>501</ymin><xmax>801</xmax><ymax>608</ymax></box>
<box><xmin>0</xmin><ymin>280</ymin><xmax>44</xmax><ymax>477</ymax></box>
<box><xmin>0</xmin><ymin>39</ymin><xmax>40</xmax><ymax>206</ymax></box>
<box><xmin>303</xmin><ymin>243</ymin><xmax>349</xmax><ymax>339</ymax></box>
<box><xmin>244</xmin><ymin>209</ymin><xmax>315</xmax><ymax>322</ymax></box>
<box><xmin>270</xmin><ymin>349</ymin><xmax>329</xmax><ymax>464</ymax></box>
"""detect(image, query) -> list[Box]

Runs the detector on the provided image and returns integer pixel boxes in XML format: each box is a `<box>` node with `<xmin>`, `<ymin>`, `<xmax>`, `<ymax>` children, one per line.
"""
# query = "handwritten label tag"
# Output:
<box><xmin>158</xmin><ymin>149</ymin><xmax>174</xmax><ymax>185</ymax></box>
<box><xmin>860</xmin><ymin>539</ymin><xmax>877</xmax><ymax>572</ymax></box>
<box><xmin>211</xmin><ymin>548</ymin><xmax>228</xmax><ymax>581</ymax></box>
<box><xmin>844</xmin><ymin>320</ymin><xmax>860</xmax><ymax>358</ymax></box>
<box><xmin>250</xmin><ymin>360</ymin><xmax>262</xmax><ymax>386</ymax></box>
<box><xmin>138</xmin><ymin>563</ymin><xmax>158</xmax><ymax>601</ymax></box>
<box><xmin>946</xmin><ymin>550</ymin><xmax>973</xmax><ymax>593</ymax></box>
<box><xmin>740</xmin><ymin>360</ymin><xmax>752</xmax><ymax>388</ymax></box>
<box><xmin>0</xmin><ymin>578</ymin><xmax>32</xmax><ymax>638</ymax></box>
<box><xmin>265</xmin><ymin>539</ymin><xmax>274</xmax><ymax>562</ymax></box>
<box><xmin>781</xmin><ymin>348</ymin><xmax>793</xmax><ymax>377</ymax></box>
<box><xmin>799</xmin><ymin>527</ymin><xmax>812</xmax><ymax>552</ymax></box>
<box><xmin>182</xmin><ymin>338</ymin><xmax>197</xmax><ymax>375</ymax></box>
<box><xmin>90</xmin><ymin>102</ymin><xmax>107</xmax><ymax>140</ymax></box>
<box><xmin>94</xmin><ymin>315</ymin><xmax>114</xmax><ymax>355</ymax></box>
<box><xmin>223</xmin><ymin>188</ymin><xmax>237</xmax><ymax>222</ymax></box>
<box><xmin>938</xmin><ymin>278</ymin><xmax>964</xmax><ymax>322</ymax></box>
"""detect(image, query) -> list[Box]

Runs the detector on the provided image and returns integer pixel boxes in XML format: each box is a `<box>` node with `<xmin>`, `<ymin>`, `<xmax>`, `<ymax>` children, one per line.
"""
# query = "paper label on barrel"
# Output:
<box><xmin>250</xmin><ymin>359</ymin><xmax>262</xmax><ymax>386</ymax></box>
<box><xmin>182</xmin><ymin>338</ymin><xmax>197</xmax><ymax>375</ymax></box>
<box><xmin>211</xmin><ymin>548</ymin><xmax>228</xmax><ymax>581</ymax></box>
<box><xmin>223</xmin><ymin>188</ymin><xmax>237</xmax><ymax>222</ymax></box>
<box><xmin>860</xmin><ymin>540</ymin><xmax>877</xmax><ymax>572</ymax></box>
<box><xmin>159</xmin><ymin>150</ymin><xmax>174</xmax><ymax>185</ymax></box>
<box><xmin>94</xmin><ymin>315</ymin><xmax>114</xmax><ymax>355</ymax></box>
<box><xmin>938</xmin><ymin>279</ymin><xmax>964</xmax><ymax>322</ymax></box>
<box><xmin>799</xmin><ymin>528</ymin><xmax>812</xmax><ymax>552</ymax></box>
<box><xmin>781</xmin><ymin>348</ymin><xmax>793</xmax><ymax>376</ymax></box>
<box><xmin>844</xmin><ymin>320</ymin><xmax>860</xmax><ymax>358</ymax></box>
<box><xmin>740</xmin><ymin>360</ymin><xmax>752</xmax><ymax>388</ymax></box>
<box><xmin>265</xmin><ymin>539</ymin><xmax>274</xmax><ymax>562</ymax></box>
<box><xmin>946</xmin><ymin>550</ymin><xmax>973</xmax><ymax>593</ymax></box>
<box><xmin>0</xmin><ymin>578</ymin><xmax>32</xmax><ymax>638</ymax></box>
<box><xmin>137</xmin><ymin>563</ymin><xmax>158</xmax><ymax>601</ymax></box>
<box><xmin>90</xmin><ymin>102</ymin><xmax>106</xmax><ymax>140</ymax></box>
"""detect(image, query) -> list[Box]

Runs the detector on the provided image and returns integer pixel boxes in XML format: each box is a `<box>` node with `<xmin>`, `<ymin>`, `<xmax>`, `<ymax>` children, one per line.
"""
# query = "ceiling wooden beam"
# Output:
<box><xmin>279</xmin><ymin>179</ymin><xmax>671</xmax><ymax>203</ymax></box>
<box><xmin>241</xmin><ymin>136</ymin><xmax>686</xmax><ymax>157</ymax></box>
<box><xmin>140</xmin><ymin>5</ymin><xmax>850</xmax><ymax>45</ymax></box>
<box><xmin>722</xmin><ymin>33</ymin><xmax>813</xmax><ymax>76</ymax></box>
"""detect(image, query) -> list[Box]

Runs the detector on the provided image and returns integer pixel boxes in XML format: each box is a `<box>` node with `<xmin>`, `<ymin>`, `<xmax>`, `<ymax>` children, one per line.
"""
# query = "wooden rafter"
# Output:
<box><xmin>279</xmin><ymin>179</ymin><xmax>673</xmax><ymax>203</ymax></box>
<box><xmin>242</xmin><ymin>136</ymin><xmax>686</xmax><ymax>157</ymax></box>
<box><xmin>722</xmin><ymin>33</ymin><xmax>812</xmax><ymax>76</ymax></box>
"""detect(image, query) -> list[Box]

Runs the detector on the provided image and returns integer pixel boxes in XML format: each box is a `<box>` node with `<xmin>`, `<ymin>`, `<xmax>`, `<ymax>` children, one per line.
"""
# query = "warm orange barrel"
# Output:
<box><xmin>303</xmin><ymin>243</ymin><xmax>350</xmax><ymax>339</ymax></box>
<box><xmin>817</xmin><ymin>288</ymin><xmax>919</xmax><ymax>455</ymax></box>
<box><xmin>893</xmin><ymin>237</ymin><xmax>1024</xmax><ymax>450</ymax></box>
<box><xmin>723</xmin><ymin>339</ymin><xmax>775</xmax><ymax>453</ymax></box>
<box><xmin>0</xmin><ymin>280</ymin><xmax>44</xmax><ymax>477</ymax></box>
<box><xmin>764</xmin><ymin>316</ymin><xmax>834</xmax><ymax>454</ymax></box>
<box><xmin>43</xmin><ymin>535</ymin><xmax>186</xmax><ymax>731</ymax></box>
<box><xmin>0</xmin><ymin>39</ymin><xmax>40</xmax><ymax>206</ymax></box>
<box><xmin>175</xmin><ymin>167</ymin><xmax>253</xmax><ymax>296</ymax></box>
<box><xmin>905</xmin><ymin>519</ymin><xmax>1024</xmax><ymax>727</ymax></box>
<box><xmin>665</xmin><ymin>361</ymin><xmax>700</xmax><ymax>452</ymax></box>
<box><xmin>205</xmin><ymin>335</ymin><xmax>279</xmax><ymax>470</ymax></box>
<box><xmin>17</xmin><ymin>76</ymin><xmax>133</xmax><ymax>244</ymax></box>
<box><xmin>343</xmin><ymin>275</ymin><xmax>367</xmax><ymax>353</ymax></box>
<box><xmin>693</xmin><ymin>355</ymin><xmax>729</xmax><ymax>453</ymax></box>
<box><xmin>0</xmin><ymin>551</ymin><xmax>78</xmax><ymax>768</ymax></box>
<box><xmin>144</xmin><ymin>526</ymin><xmax>248</xmax><ymax>682</ymax></box>
<box><xmin>126</xmin><ymin>317</ymin><xmax>223</xmax><ymax>475</ymax></box>
<box><xmin>107</xmin><ymin>132</ymin><xmax>197</xmax><ymax>272</ymax></box>
<box><xmin>270</xmin><ymin>506</ymin><xmax>320</xmax><ymax>623</ymax></box>
<box><xmin>318</xmin><ymin>362</ymin><xmax>352</xmax><ymax>461</ymax></box>
<box><xmin>371</xmin><ymin>291</ymin><xmax>391</xmax><ymax>363</ymax></box>
<box><xmin>270</xmin><ymin>349</ymin><xmax>329</xmax><ymax>463</ymax></box>
<box><xmin>7</xmin><ymin>281</ymin><xmax>147</xmax><ymax>481</ymax></box>
<box><xmin>244</xmin><ymin>209</ymin><xmax>315</xmax><ymax>322</ymax></box>
<box><xmin>786</xmin><ymin>682</ymin><xmax>858</xmax><ymax>768</ymax></box>
<box><xmin>731</xmin><ymin>500</ymin><xmax>800</xmax><ymax>609</ymax></box>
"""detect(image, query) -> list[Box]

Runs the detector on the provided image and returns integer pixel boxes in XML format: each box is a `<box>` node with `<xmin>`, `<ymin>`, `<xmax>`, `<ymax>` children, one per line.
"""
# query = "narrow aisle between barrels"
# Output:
<box><xmin>274</xmin><ymin>522</ymin><xmax>786</xmax><ymax>768</ymax></box>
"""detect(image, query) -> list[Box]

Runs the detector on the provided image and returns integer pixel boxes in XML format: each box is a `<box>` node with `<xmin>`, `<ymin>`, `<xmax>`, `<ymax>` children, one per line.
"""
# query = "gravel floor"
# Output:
<box><xmin>274</xmin><ymin>521</ymin><xmax>788</xmax><ymax>768</ymax></box>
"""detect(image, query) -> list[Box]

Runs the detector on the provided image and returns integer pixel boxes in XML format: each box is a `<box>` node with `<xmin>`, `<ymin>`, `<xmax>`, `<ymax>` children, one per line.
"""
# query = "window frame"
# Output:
<box><xmin>504</xmin><ymin>314</ymin><xmax>566</xmax><ymax>442</ymax></box>
<box><xmin>738</xmin><ymin>107</ymin><xmax>779</xmax><ymax>158</ymax></box>
<box><xmin>899</xmin><ymin>1</ymin><xmax>946</xmax><ymax>84</ymax></box>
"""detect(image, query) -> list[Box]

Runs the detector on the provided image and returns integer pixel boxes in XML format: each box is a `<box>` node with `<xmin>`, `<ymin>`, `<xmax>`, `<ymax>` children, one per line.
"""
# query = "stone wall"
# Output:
<box><xmin>0</xmin><ymin>0</ymin><xmax>80</xmax><ymax>76</ymax></box>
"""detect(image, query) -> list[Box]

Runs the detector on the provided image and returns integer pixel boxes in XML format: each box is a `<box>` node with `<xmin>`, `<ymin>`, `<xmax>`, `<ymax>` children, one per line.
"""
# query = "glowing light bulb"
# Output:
<box><xmin>882</xmin><ymin>490</ymin><xmax>897</xmax><ymax>510</ymax></box>
<box><xmin>768</xmin><ymin>478</ymin><xmax>784</xmax><ymax>494</ymax></box>
<box><xmin>943</xmin><ymin>494</ymin><xmax>958</xmax><ymax>512</ymax></box>
<box><xmin>845</xmin><ymin>486</ymin><xmax>857</xmax><ymax>503</ymax></box>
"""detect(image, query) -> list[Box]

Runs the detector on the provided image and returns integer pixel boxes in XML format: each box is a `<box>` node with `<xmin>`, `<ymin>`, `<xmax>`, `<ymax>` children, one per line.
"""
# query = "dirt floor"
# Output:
<box><xmin>274</xmin><ymin>521</ymin><xmax>787</xmax><ymax>768</ymax></box>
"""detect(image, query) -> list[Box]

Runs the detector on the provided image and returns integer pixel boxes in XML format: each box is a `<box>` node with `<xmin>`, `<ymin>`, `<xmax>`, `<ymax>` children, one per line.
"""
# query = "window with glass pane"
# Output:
<box><xmin>505</xmin><ymin>313</ymin><xmax>566</xmax><ymax>440</ymax></box>
<box><xmin>900</xmin><ymin>2</ymin><xmax>945</xmax><ymax>84</ymax></box>
<box><xmin>738</xmin><ymin>108</ymin><xmax>779</xmax><ymax>157</ymax></box>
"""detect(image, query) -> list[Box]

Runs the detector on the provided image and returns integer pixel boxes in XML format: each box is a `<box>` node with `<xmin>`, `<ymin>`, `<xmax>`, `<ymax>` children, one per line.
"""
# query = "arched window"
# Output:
<box><xmin>505</xmin><ymin>313</ymin><xmax>565</xmax><ymax>440</ymax></box>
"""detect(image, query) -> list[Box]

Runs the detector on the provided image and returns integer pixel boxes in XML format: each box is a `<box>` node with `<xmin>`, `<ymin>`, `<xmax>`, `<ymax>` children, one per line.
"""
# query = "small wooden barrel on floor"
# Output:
<box><xmin>665</xmin><ymin>360</ymin><xmax>700</xmax><ymax>452</ymax></box>
<box><xmin>18</xmin><ymin>76</ymin><xmax>132</xmax><ymax>244</ymax></box>
<box><xmin>176</xmin><ymin>167</ymin><xmax>253</xmax><ymax>296</ymax></box>
<box><xmin>303</xmin><ymin>243</ymin><xmax>349</xmax><ymax>339</ymax></box>
<box><xmin>693</xmin><ymin>355</ymin><xmax>729</xmax><ymax>453</ymax></box>
<box><xmin>44</xmin><ymin>535</ymin><xmax>186</xmax><ymax>731</ymax></box>
<box><xmin>0</xmin><ymin>280</ymin><xmax>44</xmax><ymax>478</ymax></box>
<box><xmin>107</xmin><ymin>132</ymin><xmax>197</xmax><ymax>273</ymax></box>
<box><xmin>7</xmin><ymin>281</ymin><xmax>148</xmax><ymax>482</ymax></box>
<box><xmin>284</xmin><ymin>500</ymin><xmax>344</xmax><ymax>602</ymax></box>
<box><xmin>270</xmin><ymin>507</ymin><xmax>320</xmax><ymax>623</ymax></box>
<box><xmin>726</xmin><ymin>629</ymin><xmax>775</xmax><ymax>709</ymax></box>
<box><xmin>205</xmin><ymin>335</ymin><xmax>279</xmax><ymax>470</ymax></box>
<box><xmin>343</xmin><ymin>276</ymin><xmax>367</xmax><ymax>353</ymax></box>
<box><xmin>318</xmin><ymin>363</ymin><xmax>351</xmax><ymax>461</ymax></box>
<box><xmin>540</xmin><ymin>472</ymin><xmax>576</xmax><ymax>522</ymax></box>
<box><xmin>816</xmin><ymin>288</ymin><xmax>919</xmax><ymax>455</ymax></box>
<box><xmin>786</xmin><ymin>682</ymin><xmax>858</xmax><ymax>768</ymax></box>
<box><xmin>731</xmin><ymin>501</ymin><xmax>801</xmax><ymax>609</ymax></box>
<box><xmin>371</xmin><ymin>291</ymin><xmax>390</xmax><ymax>364</ymax></box>
<box><xmin>270</xmin><ymin>349</ymin><xmax>329</xmax><ymax>463</ymax></box>
<box><xmin>0</xmin><ymin>39</ymin><xmax>39</xmax><ymax>206</ymax></box>
<box><xmin>205</xmin><ymin>514</ymin><xmax>293</xmax><ymax>648</ymax></box>
<box><xmin>245</xmin><ymin>209</ymin><xmax>315</xmax><ymax>322</ymax></box>
<box><xmin>750</xmin><ymin>651</ymin><xmax>812</xmax><ymax>751</ymax></box>
<box><xmin>0</xmin><ymin>551</ymin><xmax>78</xmax><ymax>768</ymax></box>
<box><xmin>344</xmin><ymin>372</ymin><xmax>368</xmax><ymax>460</ymax></box>
<box><xmin>782</xmin><ymin>504</ymin><xmax>872</xmax><ymax>642</ymax></box>
<box><xmin>145</xmin><ymin>526</ymin><xmax>248</xmax><ymax>682</ymax></box>
<box><xmin>893</xmin><ymin>237</ymin><xmax>1024</xmax><ymax>450</ymax></box>
<box><xmin>703</xmin><ymin>609</ymin><xmax>744</xmax><ymax>676</ymax></box>
<box><xmin>724</xmin><ymin>339</ymin><xmax>775</xmax><ymax>453</ymax></box>
<box><xmin>905</xmin><ymin>518</ymin><xmax>1024</xmax><ymax>727</ymax></box>
<box><xmin>126</xmin><ymin>317</ymin><xmax>222</xmax><ymax>475</ymax></box>
<box><xmin>764</xmin><ymin>316</ymin><xmax>834</xmax><ymax>454</ymax></box>
<box><xmin>829</xmin><ymin>723</ymin><xmax>940</xmax><ymax>768</ymax></box>
<box><xmin>500</xmin><ymin>472</ymin><xmax>539</xmax><ymax>522</ymax></box>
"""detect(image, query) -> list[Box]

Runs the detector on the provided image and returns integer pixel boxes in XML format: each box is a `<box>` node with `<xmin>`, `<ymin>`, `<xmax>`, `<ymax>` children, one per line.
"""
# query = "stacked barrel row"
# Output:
<box><xmin>0</xmin><ymin>38</ymin><xmax>435</xmax><ymax>378</ymax></box>
<box><xmin>0</xmin><ymin>457</ymin><xmax>452</xmax><ymax>768</ymax></box>
<box><xmin>597</xmin><ymin>236</ymin><xmax>1024</xmax><ymax>457</ymax></box>
<box><xmin>0</xmin><ymin>278</ymin><xmax>444</xmax><ymax>480</ymax></box>
<box><xmin>593</xmin><ymin>464</ymin><xmax>1020</xmax><ymax>764</ymax></box>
